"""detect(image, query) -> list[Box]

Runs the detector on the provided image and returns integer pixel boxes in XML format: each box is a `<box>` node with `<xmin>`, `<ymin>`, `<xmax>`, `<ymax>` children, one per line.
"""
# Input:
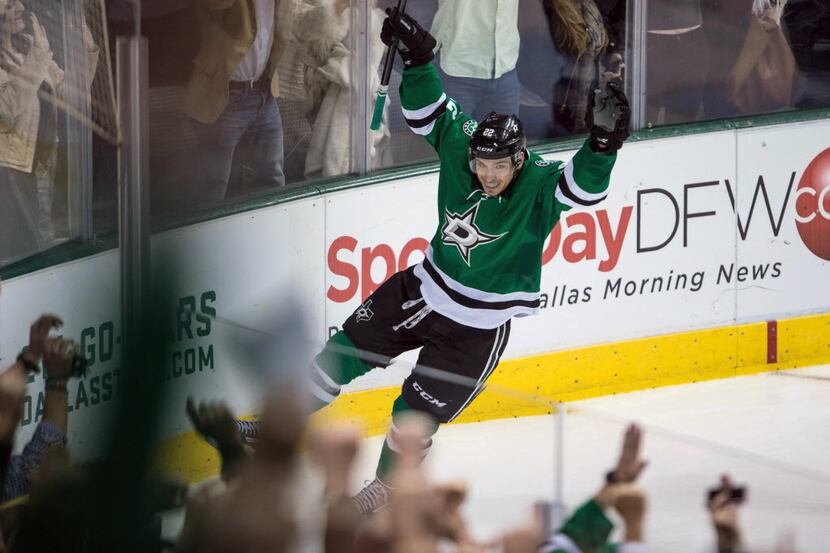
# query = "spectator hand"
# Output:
<box><xmin>309</xmin><ymin>422</ymin><xmax>361</xmax><ymax>496</ymax></box>
<box><xmin>432</xmin><ymin>482</ymin><xmax>471</xmax><ymax>543</ymax></box>
<box><xmin>7</xmin><ymin>14</ymin><xmax>54</xmax><ymax>85</ymax></box>
<box><xmin>310</xmin><ymin>424</ymin><xmax>362</xmax><ymax>553</ymax></box>
<box><xmin>587</xmin><ymin>81</ymin><xmax>630</xmax><ymax>154</ymax></box>
<box><xmin>602</xmin><ymin>52</ymin><xmax>625</xmax><ymax>82</ymax></box>
<box><xmin>26</xmin><ymin>314</ymin><xmax>63</xmax><ymax>364</ymax></box>
<box><xmin>380</xmin><ymin>8</ymin><xmax>436</xmax><ymax>68</ymax></box>
<box><xmin>611</xmin><ymin>423</ymin><xmax>648</xmax><ymax>483</ymax></box>
<box><xmin>42</xmin><ymin>337</ymin><xmax>76</xmax><ymax>386</ymax></box>
<box><xmin>708</xmin><ymin>474</ymin><xmax>744</xmax><ymax>552</ymax></box>
<box><xmin>614</xmin><ymin>484</ymin><xmax>647</xmax><ymax>542</ymax></box>
<box><xmin>501</xmin><ymin>503</ymin><xmax>545</xmax><ymax>553</ymax></box>
<box><xmin>185</xmin><ymin>397</ymin><xmax>243</xmax><ymax>453</ymax></box>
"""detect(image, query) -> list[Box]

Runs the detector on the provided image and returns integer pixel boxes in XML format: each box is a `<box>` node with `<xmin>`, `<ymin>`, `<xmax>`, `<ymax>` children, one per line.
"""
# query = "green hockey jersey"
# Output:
<box><xmin>400</xmin><ymin>63</ymin><xmax>617</xmax><ymax>329</ymax></box>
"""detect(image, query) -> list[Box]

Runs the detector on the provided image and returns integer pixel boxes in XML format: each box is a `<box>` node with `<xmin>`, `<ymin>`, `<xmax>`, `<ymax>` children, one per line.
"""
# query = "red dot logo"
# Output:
<box><xmin>795</xmin><ymin>147</ymin><xmax>830</xmax><ymax>261</ymax></box>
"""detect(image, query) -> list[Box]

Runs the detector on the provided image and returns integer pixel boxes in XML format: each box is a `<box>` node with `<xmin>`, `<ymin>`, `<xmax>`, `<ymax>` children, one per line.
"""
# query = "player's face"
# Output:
<box><xmin>474</xmin><ymin>154</ymin><xmax>523</xmax><ymax>197</ymax></box>
<box><xmin>475</xmin><ymin>157</ymin><xmax>514</xmax><ymax>197</ymax></box>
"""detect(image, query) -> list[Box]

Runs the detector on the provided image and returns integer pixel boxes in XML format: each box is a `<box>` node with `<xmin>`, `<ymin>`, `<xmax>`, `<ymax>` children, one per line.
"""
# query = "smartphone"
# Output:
<box><xmin>707</xmin><ymin>485</ymin><xmax>746</xmax><ymax>505</ymax></box>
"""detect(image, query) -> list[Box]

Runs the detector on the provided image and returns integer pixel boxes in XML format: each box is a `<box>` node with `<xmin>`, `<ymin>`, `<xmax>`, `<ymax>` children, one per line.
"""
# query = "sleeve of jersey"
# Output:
<box><xmin>399</xmin><ymin>63</ymin><xmax>468</xmax><ymax>151</ymax></box>
<box><xmin>540</xmin><ymin>499</ymin><xmax>614</xmax><ymax>553</ymax></box>
<box><xmin>553</xmin><ymin>139</ymin><xmax>616</xmax><ymax>211</ymax></box>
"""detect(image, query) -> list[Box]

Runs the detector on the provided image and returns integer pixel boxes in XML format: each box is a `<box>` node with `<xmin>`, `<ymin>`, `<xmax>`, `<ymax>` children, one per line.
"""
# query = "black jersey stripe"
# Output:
<box><xmin>422</xmin><ymin>259</ymin><xmax>541</xmax><ymax>310</ymax></box>
<box><xmin>556</xmin><ymin>172</ymin><xmax>606</xmax><ymax>206</ymax></box>
<box><xmin>448</xmin><ymin>320</ymin><xmax>510</xmax><ymax>422</ymax></box>
<box><xmin>404</xmin><ymin>101</ymin><xmax>447</xmax><ymax>129</ymax></box>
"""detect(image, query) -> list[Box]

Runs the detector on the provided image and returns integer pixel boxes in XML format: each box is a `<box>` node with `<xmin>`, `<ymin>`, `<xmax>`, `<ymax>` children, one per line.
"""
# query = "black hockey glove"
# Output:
<box><xmin>587</xmin><ymin>81</ymin><xmax>630</xmax><ymax>154</ymax></box>
<box><xmin>380</xmin><ymin>8</ymin><xmax>436</xmax><ymax>68</ymax></box>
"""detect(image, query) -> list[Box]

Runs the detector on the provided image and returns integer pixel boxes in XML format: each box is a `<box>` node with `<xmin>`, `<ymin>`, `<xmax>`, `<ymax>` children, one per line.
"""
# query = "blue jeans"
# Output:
<box><xmin>195</xmin><ymin>87</ymin><xmax>285</xmax><ymax>208</ymax></box>
<box><xmin>437</xmin><ymin>67</ymin><xmax>520</xmax><ymax>122</ymax></box>
<box><xmin>0</xmin><ymin>168</ymin><xmax>39</xmax><ymax>264</ymax></box>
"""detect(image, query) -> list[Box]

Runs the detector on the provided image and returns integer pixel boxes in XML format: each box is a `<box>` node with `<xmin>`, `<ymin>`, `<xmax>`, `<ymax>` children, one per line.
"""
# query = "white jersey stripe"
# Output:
<box><xmin>414</xmin><ymin>262</ymin><xmax>537</xmax><ymax>328</ymax></box>
<box><xmin>401</xmin><ymin>93</ymin><xmax>447</xmax><ymax>121</ymax></box>
<box><xmin>564</xmin><ymin>160</ymin><xmax>609</xmax><ymax>202</ymax></box>
<box><xmin>313</xmin><ymin>361</ymin><xmax>340</xmax><ymax>392</ymax></box>
<box><xmin>309</xmin><ymin>382</ymin><xmax>337</xmax><ymax>405</ymax></box>
<box><xmin>554</xmin><ymin>185</ymin><xmax>579</xmax><ymax>208</ymax></box>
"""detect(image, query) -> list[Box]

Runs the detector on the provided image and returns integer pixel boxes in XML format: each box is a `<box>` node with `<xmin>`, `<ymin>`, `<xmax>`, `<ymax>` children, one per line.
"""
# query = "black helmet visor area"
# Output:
<box><xmin>469</xmin><ymin>112</ymin><xmax>526</xmax><ymax>166</ymax></box>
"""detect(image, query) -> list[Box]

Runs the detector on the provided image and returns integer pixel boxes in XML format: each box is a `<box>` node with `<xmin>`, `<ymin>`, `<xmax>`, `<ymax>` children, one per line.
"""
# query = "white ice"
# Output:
<box><xmin>352</xmin><ymin>365</ymin><xmax>830</xmax><ymax>552</ymax></box>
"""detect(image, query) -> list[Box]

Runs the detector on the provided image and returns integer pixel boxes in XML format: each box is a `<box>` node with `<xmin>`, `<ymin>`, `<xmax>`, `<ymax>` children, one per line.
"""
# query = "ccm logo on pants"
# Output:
<box><xmin>412</xmin><ymin>381</ymin><xmax>446</xmax><ymax>408</ymax></box>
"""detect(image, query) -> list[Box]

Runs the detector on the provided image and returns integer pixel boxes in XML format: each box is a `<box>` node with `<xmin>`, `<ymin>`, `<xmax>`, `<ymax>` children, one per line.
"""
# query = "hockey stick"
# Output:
<box><xmin>369</xmin><ymin>0</ymin><xmax>408</xmax><ymax>131</ymax></box>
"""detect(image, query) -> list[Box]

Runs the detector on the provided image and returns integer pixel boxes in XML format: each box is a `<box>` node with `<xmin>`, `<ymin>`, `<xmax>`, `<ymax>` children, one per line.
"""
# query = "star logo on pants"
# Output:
<box><xmin>441</xmin><ymin>204</ymin><xmax>506</xmax><ymax>266</ymax></box>
<box><xmin>355</xmin><ymin>299</ymin><xmax>374</xmax><ymax>323</ymax></box>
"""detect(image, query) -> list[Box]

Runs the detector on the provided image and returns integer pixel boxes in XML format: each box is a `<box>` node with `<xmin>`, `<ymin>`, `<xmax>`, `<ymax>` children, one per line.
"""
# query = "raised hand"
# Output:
<box><xmin>185</xmin><ymin>397</ymin><xmax>242</xmax><ymax>452</ymax></box>
<box><xmin>29</xmin><ymin>13</ymin><xmax>50</xmax><ymax>53</ymax></box>
<box><xmin>708</xmin><ymin>474</ymin><xmax>744</xmax><ymax>552</ymax></box>
<box><xmin>612</xmin><ymin>423</ymin><xmax>647</xmax><ymax>483</ymax></box>
<box><xmin>27</xmin><ymin>314</ymin><xmax>63</xmax><ymax>362</ymax></box>
<box><xmin>42</xmin><ymin>336</ymin><xmax>76</xmax><ymax>382</ymax></box>
<box><xmin>614</xmin><ymin>483</ymin><xmax>647</xmax><ymax>542</ymax></box>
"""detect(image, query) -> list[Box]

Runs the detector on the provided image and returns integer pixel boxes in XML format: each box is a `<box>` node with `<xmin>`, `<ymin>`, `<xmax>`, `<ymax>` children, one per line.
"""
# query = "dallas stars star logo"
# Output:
<box><xmin>441</xmin><ymin>204</ymin><xmax>506</xmax><ymax>266</ymax></box>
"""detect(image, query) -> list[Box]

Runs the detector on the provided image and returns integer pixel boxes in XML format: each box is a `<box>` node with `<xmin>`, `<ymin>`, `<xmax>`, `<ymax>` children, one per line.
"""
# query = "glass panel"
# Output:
<box><xmin>521</xmin><ymin>0</ymin><xmax>628</xmax><ymax>141</ymax></box>
<box><xmin>371</xmin><ymin>0</ymin><xmax>629</xmax><ymax>162</ymax></box>
<box><xmin>0</xmin><ymin>0</ymin><xmax>110</xmax><ymax>268</ymax></box>
<box><xmin>784</xmin><ymin>0</ymin><xmax>830</xmax><ymax>110</ymax></box>
<box><xmin>645</xmin><ymin>0</ymin><xmax>830</xmax><ymax>127</ymax></box>
<box><xmin>141</xmin><ymin>0</ymin><xmax>364</xmax><ymax>226</ymax></box>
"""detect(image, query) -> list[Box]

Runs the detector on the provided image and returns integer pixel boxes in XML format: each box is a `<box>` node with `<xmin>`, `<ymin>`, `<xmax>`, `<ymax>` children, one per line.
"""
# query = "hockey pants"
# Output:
<box><xmin>308</xmin><ymin>266</ymin><xmax>510</xmax><ymax>483</ymax></box>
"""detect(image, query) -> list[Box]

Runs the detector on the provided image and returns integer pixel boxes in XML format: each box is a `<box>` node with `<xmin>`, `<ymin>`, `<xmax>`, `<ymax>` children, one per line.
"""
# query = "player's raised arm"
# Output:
<box><xmin>551</xmin><ymin>81</ymin><xmax>631</xmax><ymax>215</ymax></box>
<box><xmin>380</xmin><ymin>9</ymin><xmax>470</xmax><ymax>153</ymax></box>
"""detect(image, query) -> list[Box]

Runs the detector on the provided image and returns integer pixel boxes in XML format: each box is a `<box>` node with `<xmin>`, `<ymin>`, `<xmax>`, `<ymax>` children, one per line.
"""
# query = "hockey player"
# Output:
<box><xmin>241</xmin><ymin>9</ymin><xmax>630</xmax><ymax>514</ymax></box>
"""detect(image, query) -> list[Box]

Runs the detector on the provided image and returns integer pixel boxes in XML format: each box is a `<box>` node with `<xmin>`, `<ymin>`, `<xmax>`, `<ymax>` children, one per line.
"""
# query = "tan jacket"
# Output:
<box><xmin>0</xmin><ymin>66</ymin><xmax>44</xmax><ymax>173</ymax></box>
<box><xmin>184</xmin><ymin>0</ymin><xmax>295</xmax><ymax>124</ymax></box>
<box><xmin>0</xmin><ymin>25</ymin><xmax>98</xmax><ymax>174</ymax></box>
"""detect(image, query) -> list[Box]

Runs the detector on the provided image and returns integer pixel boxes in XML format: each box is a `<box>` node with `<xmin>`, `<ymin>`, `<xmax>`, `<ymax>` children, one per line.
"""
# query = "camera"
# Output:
<box><xmin>707</xmin><ymin>485</ymin><xmax>746</xmax><ymax>505</ymax></box>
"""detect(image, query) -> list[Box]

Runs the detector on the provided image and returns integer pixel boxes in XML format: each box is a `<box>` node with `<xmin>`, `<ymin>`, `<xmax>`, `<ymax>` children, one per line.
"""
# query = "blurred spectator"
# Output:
<box><xmin>2</xmin><ymin>315</ymin><xmax>78</xmax><ymax>503</ymax></box>
<box><xmin>728</xmin><ymin>0</ymin><xmax>795</xmax><ymax>114</ymax></box>
<box><xmin>176</xmin><ymin>387</ymin><xmax>315</xmax><ymax>553</ymax></box>
<box><xmin>0</xmin><ymin>2</ymin><xmax>98</xmax><ymax>265</ymax></box>
<box><xmin>308</xmin><ymin>421</ymin><xmax>362</xmax><ymax>553</ymax></box>
<box><xmin>515</xmin><ymin>0</ymin><xmax>559</xmax><ymax>140</ymax></box>
<box><xmin>646</xmin><ymin>0</ymin><xmax>708</xmax><ymax>126</ymax></box>
<box><xmin>185</xmin><ymin>397</ymin><xmax>249</xmax><ymax>482</ymax></box>
<box><xmin>281</xmin><ymin>0</ymin><xmax>391</xmax><ymax>178</ymax></box>
<box><xmin>707</xmin><ymin>474</ymin><xmax>747</xmax><ymax>553</ymax></box>
<box><xmin>0</xmin><ymin>349</ymin><xmax>29</xmax><ymax>499</ymax></box>
<box><xmin>700</xmin><ymin>0</ymin><xmax>755</xmax><ymax>118</ymax></box>
<box><xmin>184</xmin><ymin>0</ymin><xmax>296</xmax><ymax>211</ymax></box>
<box><xmin>0</xmin><ymin>359</ymin><xmax>26</xmax><ymax>549</ymax></box>
<box><xmin>543</xmin><ymin>423</ymin><xmax>648</xmax><ymax>553</ymax></box>
<box><xmin>430</xmin><ymin>0</ymin><xmax>521</xmax><ymax>121</ymax></box>
<box><xmin>783</xmin><ymin>0</ymin><xmax>830</xmax><ymax>79</ymax></box>
<box><xmin>543</xmin><ymin>0</ymin><xmax>626</xmax><ymax>137</ymax></box>
<box><xmin>702</xmin><ymin>0</ymin><xmax>796</xmax><ymax>119</ymax></box>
